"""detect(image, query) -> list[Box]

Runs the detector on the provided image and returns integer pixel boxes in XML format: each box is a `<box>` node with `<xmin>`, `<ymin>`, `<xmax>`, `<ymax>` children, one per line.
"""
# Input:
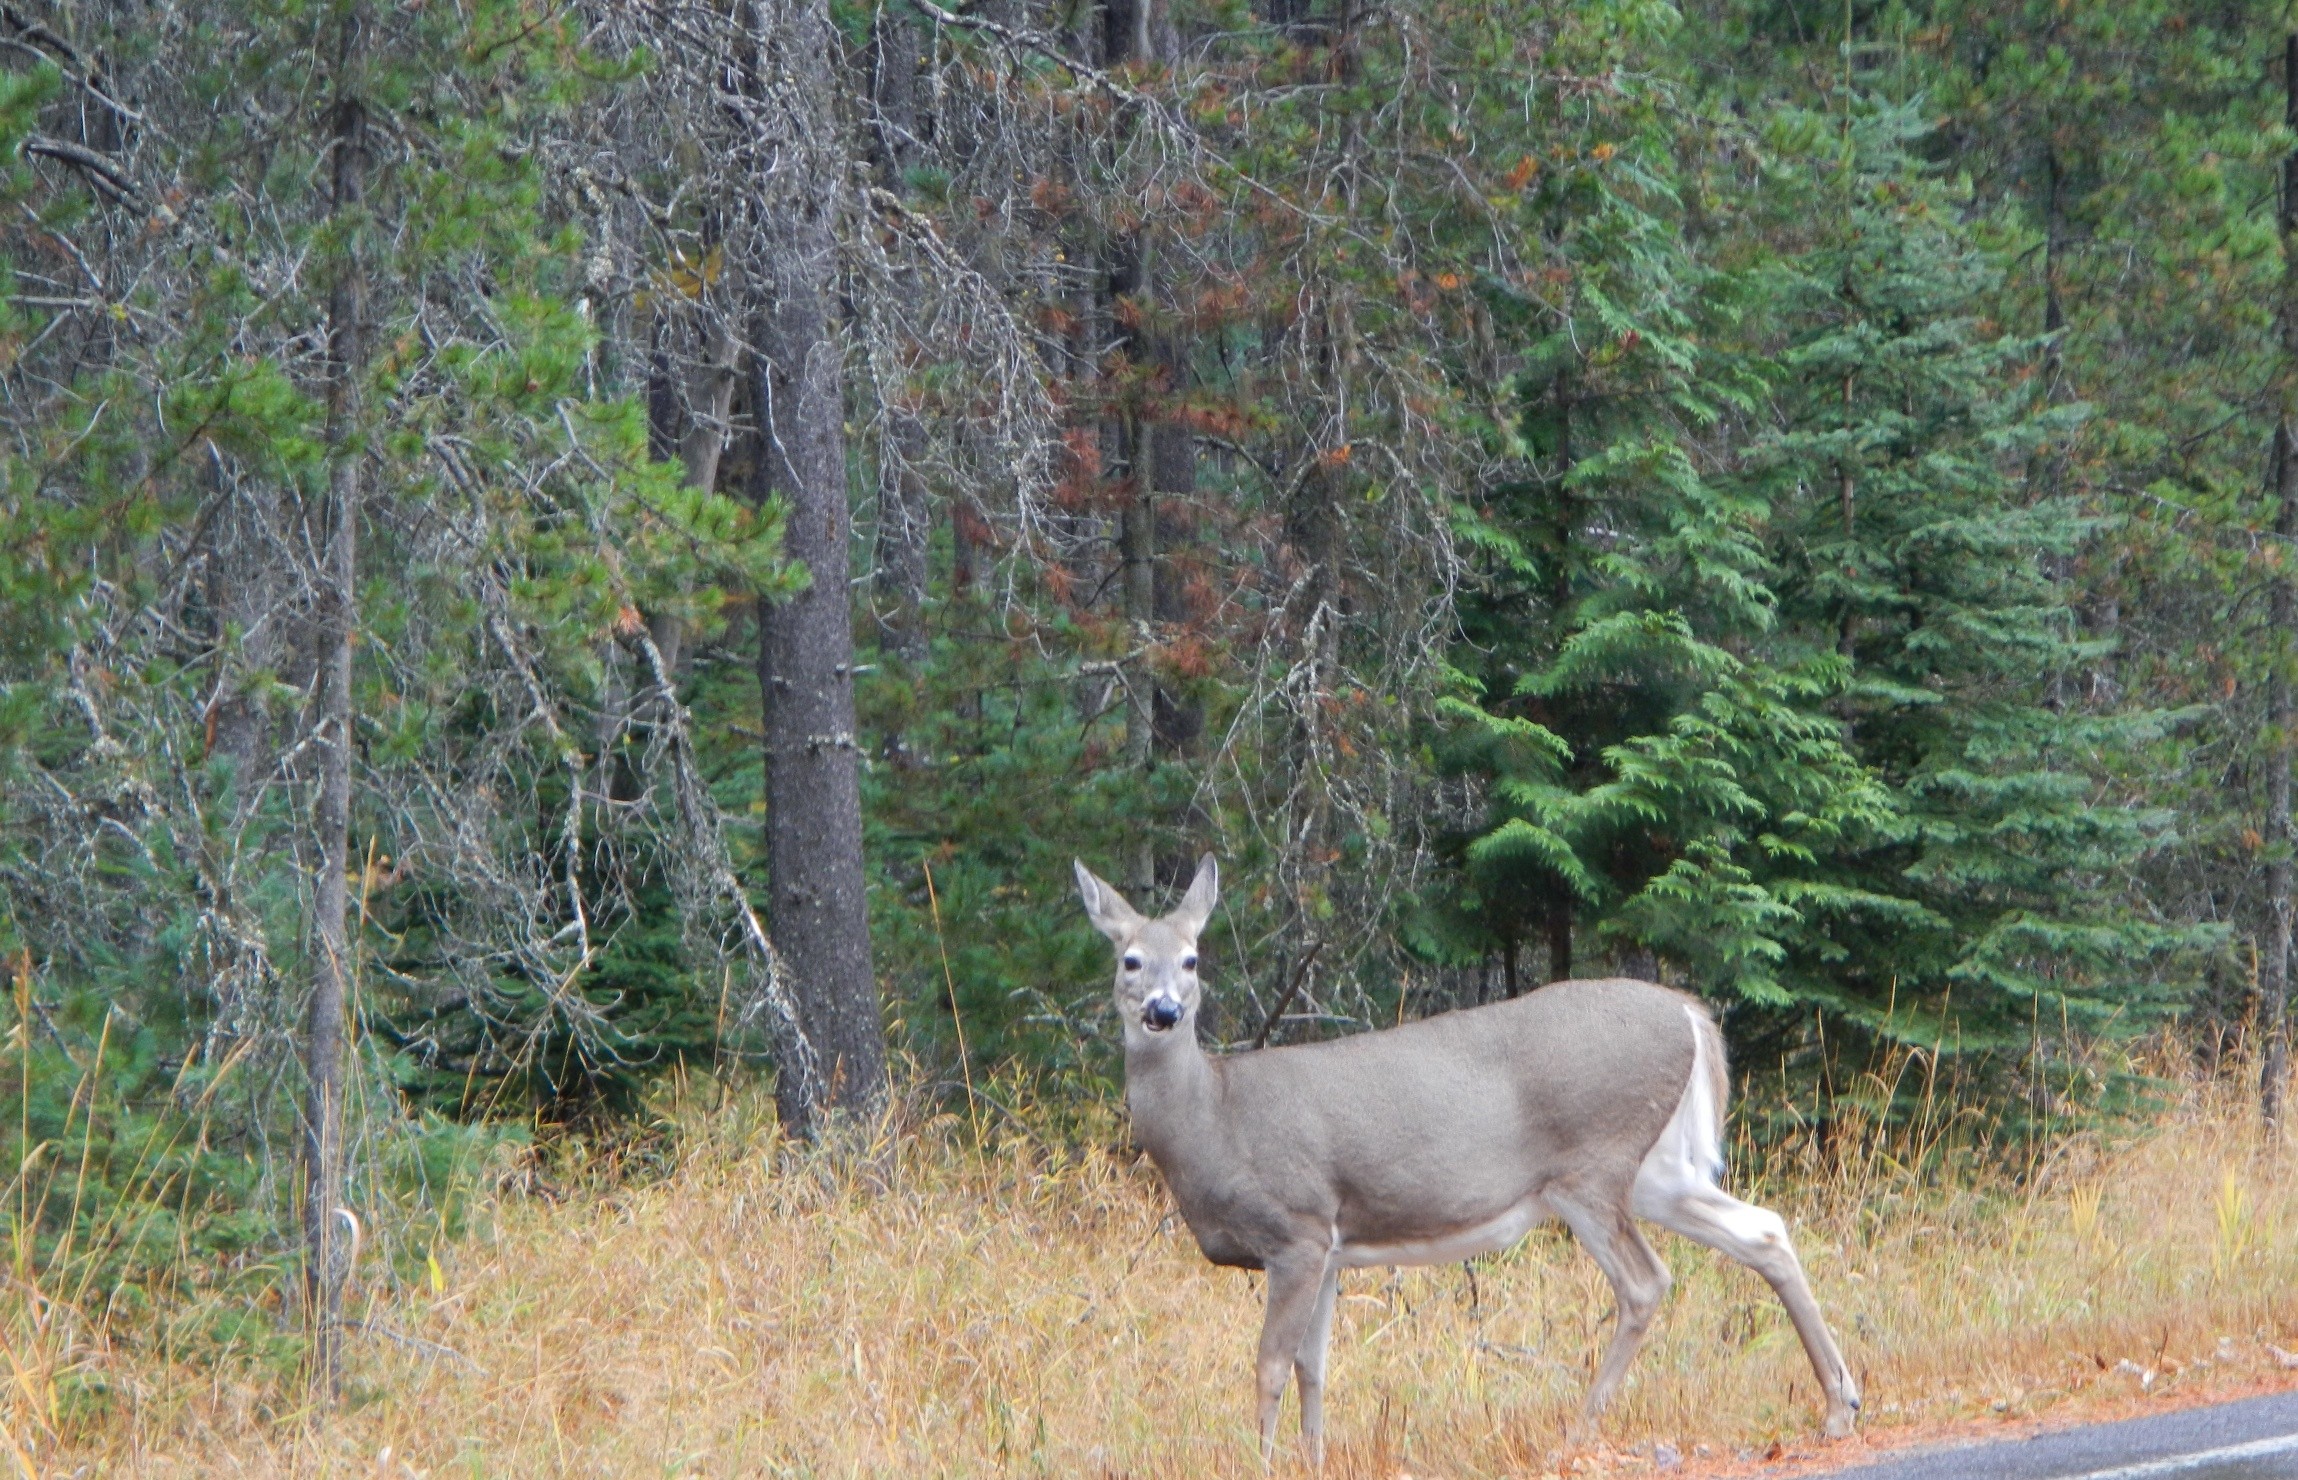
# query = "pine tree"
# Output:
<box><xmin>0</xmin><ymin>0</ymin><xmax>796</xmax><ymax>1324</ymax></box>
<box><xmin>1424</xmin><ymin>92</ymin><xmax>2194</xmax><ymax>1128</ymax></box>
<box><xmin>1740</xmin><ymin>101</ymin><xmax>2187</xmax><ymax>1085</ymax></box>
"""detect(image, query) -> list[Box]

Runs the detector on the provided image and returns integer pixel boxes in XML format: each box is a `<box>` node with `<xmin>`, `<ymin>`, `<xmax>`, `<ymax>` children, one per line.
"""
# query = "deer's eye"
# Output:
<box><xmin>1122</xmin><ymin>955</ymin><xmax>1142</xmax><ymax>972</ymax></box>
<box><xmin>1182</xmin><ymin>955</ymin><xmax>1198</xmax><ymax>972</ymax></box>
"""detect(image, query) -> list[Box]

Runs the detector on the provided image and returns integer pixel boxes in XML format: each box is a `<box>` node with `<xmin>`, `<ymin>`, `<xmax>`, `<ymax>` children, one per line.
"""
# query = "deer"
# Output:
<box><xmin>1074</xmin><ymin>853</ymin><xmax>1860</xmax><ymax>1466</ymax></box>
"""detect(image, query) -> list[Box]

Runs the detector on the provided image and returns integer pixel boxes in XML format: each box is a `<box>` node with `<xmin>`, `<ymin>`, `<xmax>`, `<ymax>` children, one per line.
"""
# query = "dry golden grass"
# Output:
<box><xmin>24</xmin><ymin>1078</ymin><xmax>2298</xmax><ymax>1479</ymax></box>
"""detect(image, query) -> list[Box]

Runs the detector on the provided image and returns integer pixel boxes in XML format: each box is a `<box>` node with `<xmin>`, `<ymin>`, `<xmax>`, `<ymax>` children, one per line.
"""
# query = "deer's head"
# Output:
<box><xmin>1074</xmin><ymin>854</ymin><xmax>1217</xmax><ymax>1039</ymax></box>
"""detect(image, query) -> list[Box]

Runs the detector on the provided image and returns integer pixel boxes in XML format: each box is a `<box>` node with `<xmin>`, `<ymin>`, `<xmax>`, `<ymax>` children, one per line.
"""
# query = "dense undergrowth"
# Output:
<box><xmin>10</xmin><ymin>1041</ymin><xmax>2298</xmax><ymax>1477</ymax></box>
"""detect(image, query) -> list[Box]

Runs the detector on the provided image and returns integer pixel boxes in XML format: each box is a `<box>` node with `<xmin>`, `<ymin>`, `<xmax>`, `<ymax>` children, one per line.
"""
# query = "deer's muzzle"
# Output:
<box><xmin>1142</xmin><ymin>995</ymin><xmax>1184</xmax><ymax>1031</ymax></box>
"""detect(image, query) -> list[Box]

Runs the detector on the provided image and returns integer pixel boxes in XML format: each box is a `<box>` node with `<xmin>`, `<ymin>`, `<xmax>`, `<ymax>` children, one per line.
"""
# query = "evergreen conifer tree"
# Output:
<box><xmin>1423</xmin><ymin>96</ymin><xmax>2192</xmax><ymax>1126</ymax></box>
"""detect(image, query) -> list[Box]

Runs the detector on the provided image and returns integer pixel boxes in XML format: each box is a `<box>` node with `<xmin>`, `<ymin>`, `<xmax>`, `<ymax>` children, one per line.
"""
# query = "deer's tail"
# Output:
<box><xmin>1630</xmin><ymin>1001</ymin><xmax>1733</xmax><ymax>1209</ymax></box>
<box><xmin>1681</xmin><ymin>1002</ymin><xmax>1729</xmax><ymax>1185</ymax></box>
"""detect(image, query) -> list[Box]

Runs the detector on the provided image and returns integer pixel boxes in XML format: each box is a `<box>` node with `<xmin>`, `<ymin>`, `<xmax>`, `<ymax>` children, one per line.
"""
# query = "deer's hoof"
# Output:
<box><xmin>1824</xmin><ymin>1405</ymin><xmax>1859</xmax><ymax>1439</ymax></box>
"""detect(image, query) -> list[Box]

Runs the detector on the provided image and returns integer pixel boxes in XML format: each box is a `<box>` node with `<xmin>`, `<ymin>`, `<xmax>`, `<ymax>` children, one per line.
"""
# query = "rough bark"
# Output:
<box><xmin>1837</xmin><ymin>372</ymin><xmax>1857</xmax><ymax>660</ymax></box>
<box><xmin>2043</xmin><ymin>145</ymin><xmax>2067</xmax><ymax>347</ymax></box>
<box><xmin>1545</xmin><ymin>893</ymin><xmax>1573</xmax><ymax>984</ymax></box>
<box><xmin>1137</xmin><ymin>5</ymin><xmax>1200</xmax><ymax>760</ymax></box>
<box><xmin>952</xmin><ymin>494</ymin><xmax>985</xmax><ymax>594</ymax></box>
<box><xmin>206</xmin><ymin>478</ymin><xmax>288</xmax><ymax>803</ymax></box>
<box><xmin>874</xmin><ymin>441</ymin><xmax>933</xmax><ymax>659</ymax></box>
<box><xmin>1270</xmin><ymin>291</ymin><xmax>1347</xmax><ymax>1025</ymax></box>
<box><xmin>2267</xmin><ymin>35</ymin><xmax>2298</xmax><ymax>1135</ymax></box>
<box><xmin>1150</xmin><ymin>441</ymin><xmax>1202</xmax><ymax>753</ymax></box>
<box><xmin>1544</xmin><ymin>375</ymin><xmax>1576</xmax><ymax>977</ymax></box>
<box><xmin>304</xmin><ymin>0</ymin><xmax>369</xmax><ymax>1394</ymax></box>
<box><xmin>650</xmin><ymin>317</ymin><xmax>741</xmax><ymax>679</ymax></box>
<box><xmin>1148</xmin><ymin>265</ymin><xmax>1201</xmax><ymax>754</ymax></box>
<box><xmin>1103</xmin><ymin>0</ymin><xmax>1203</xmax><ymax>893</ymax></box>
<box><xmin>2267</xmin><ymin>425</ymin><xmax>2294</xmax><ymax>1133</ymax></box>
<box><xmin>751</xmin><ymin>0</ymin><xmax>887</xmax><ymax>1131</ymax></box>
<box><xmin>867</xmin><ymin>0</ymin><xmax>932</xmax><ymax>659</ymax></box>
<box><xmin>2037</xmin><ymin>143</ymin><xmax>2091</xmax><ymax>712</ymax></box>
<box><xmin>1097</xmin><ymin>0</ymin><xmax>1156</xmax><ymax>889</ymax></box>
<box><xmin>1284</xmin><ymin>446</ymin><xmax>1342</xmax><ymax>916</ymax></box>
<box><xmin>1101</xmin><ymin>0</ymin><xmax>1147</xmax><ymax>68</ymax></box>
<box><xmin>1117</xmin><ymin>399</ymin><xmax>1156</xmax><ymax>893</ymax></box>
<box><xmin>1259</xmin><ymin>0</ymin><xmax>1312</xmax><ymax>40</ymax></box>
<box><xmin>866</xmin><ymin>0</ymin><xmax>920</xmax><ymax>177</ymax></box>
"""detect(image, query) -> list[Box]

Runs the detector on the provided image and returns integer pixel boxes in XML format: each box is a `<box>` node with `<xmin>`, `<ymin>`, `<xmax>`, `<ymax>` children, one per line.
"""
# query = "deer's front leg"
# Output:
<box><xmin>1255</xmin><ymin>1247</ymin><xmax>1332</xmax><ymax>1464</ymax></box>
<box><xmin>1294</xmin><ymin>1260</ymin><xmax>1341</xmax><ymax>1467</ymax></box>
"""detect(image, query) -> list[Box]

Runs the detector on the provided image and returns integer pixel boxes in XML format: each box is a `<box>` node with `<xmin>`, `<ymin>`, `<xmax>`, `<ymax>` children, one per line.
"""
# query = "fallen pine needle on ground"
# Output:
<box><xmin>23</xmin><ymin>1076</ymin><xmax>2298</xmax><ymax>1478</ymax></box>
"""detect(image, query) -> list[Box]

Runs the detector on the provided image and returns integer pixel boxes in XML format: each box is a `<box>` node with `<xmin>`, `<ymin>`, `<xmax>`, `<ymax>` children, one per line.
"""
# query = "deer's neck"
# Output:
<box><xmin>1124</xmin><ymin>1026</ymin><xmax>1221</xmax><ymax>1172</ymax></box>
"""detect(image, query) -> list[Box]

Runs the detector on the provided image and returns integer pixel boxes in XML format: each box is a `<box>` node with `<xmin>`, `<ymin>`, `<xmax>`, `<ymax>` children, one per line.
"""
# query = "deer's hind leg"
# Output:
<box><xmin>1637</xmin><ymin>1177</ymin><xmax>1860</xmax><ymax>1438</ymax></box>
<box><xmin>1549</xmin><ymin>1187</ymin><xmax>1672</xmax><ymax>1439</ymax></box>
<box><xmin>1255</xmin><ymin>1245</ymin><xmax>1335</xmax><ymax>1464</ymax></box>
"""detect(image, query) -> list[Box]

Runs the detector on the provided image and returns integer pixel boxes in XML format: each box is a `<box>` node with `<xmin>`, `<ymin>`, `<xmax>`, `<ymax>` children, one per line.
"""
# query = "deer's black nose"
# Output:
<box><xmin>1143</xmin><ymin>996</ymin><xmax>1184</xmax><ymax>1030</ymax></box>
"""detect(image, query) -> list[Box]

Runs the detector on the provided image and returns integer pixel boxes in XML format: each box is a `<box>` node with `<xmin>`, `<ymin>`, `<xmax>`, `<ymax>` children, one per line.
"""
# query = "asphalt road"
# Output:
<box><xmin>1807</xmin><ymin>1391</ymin><xmax>2298</xmax><ymax>1479</ymax></box>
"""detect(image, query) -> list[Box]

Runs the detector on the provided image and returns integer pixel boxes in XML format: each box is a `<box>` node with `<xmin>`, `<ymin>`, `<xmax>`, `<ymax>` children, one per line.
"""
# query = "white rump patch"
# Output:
<box><xmin>1630</xmin><ymin>1005</ymin><xmax>1732</xmax><ymax>1223</ymax></box>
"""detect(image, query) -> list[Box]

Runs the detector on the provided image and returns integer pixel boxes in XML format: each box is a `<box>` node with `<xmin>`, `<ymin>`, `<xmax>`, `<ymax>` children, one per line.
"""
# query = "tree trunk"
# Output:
<box><xmin>1837</xmin><ymin>372</ymin><xmax>1857</xmax><ymax>660</ymax></box>
<box><xmin>1094</xmin><ymin>0</ymin><xmax>1157</xmax><ymax>887</ymax></box>
<box><xmin>866</xmin><ymin>0</ymin><xmax>932</xmax><ymax>659</ymax></box>
<box><xmin>647</xmin><ymin>316</ymin><xmax>741</xmax><ymax>680</ymax></box>
<box><xmin>875</xmin><ymin>435</ymin><xmax>933</xmax><ymax>659</ymax></box>
<box><xmin>1091</xmin><ymin>0</ymin><xmax>1158</xmax><ymax>891</ymax></box>
<box><xmin>1259</xmin><ymin>0</ymin><xmax>1311</xmax><ymax>40</ymax></box>
<box><xmin>206</xmin><ymin>477</ymin><xmax>287</xmax><ymax>805</ymax></box>
<box><xmin>2267</xmin><ymin>425</ymin><xmax>2294</xmax><ymax>1133</ymax></box>
<box><xmin>1543</xmin><ymin>372</ymin><xmax>1576</xmax><ymax>989</ymax></box>
<box><xmin>2038</xmin><ymin>143</ymin><xmax>2083</xmax><ymax>713</ymax></box>
<box><xmin>1550</xmin><ymin>371</ymin><xmax>1574</xmax><ymax>616</ymax></box>
<box><xmin>2266</xmin><ymin>35</ymin><xmax>2298</xmax><ymax>1135</ymax></box>
<box><xmin>1284</xmin><ymin>437</ymin><xmax>1343</xmax><ymax>925</ymax></box>
<box><xmin>1100</xmin><ymin>0</ymin><xmax>1147</xmax><ymax>67</ymax></box>
<box><xmin>1150</xmin><ymin>462</ymin><xmax>1202</xmax><ymax>754</ymax></box>
<box><xmin>304</xmin><ymin>0</ymin><xmax>369</xmax><ymax>1395</ymax></box>
<box><xmin>2043</xmin><ymin>145</ymin><xmax>2067</xmax><ymax>347</ymax></box>
<box><xmin>751</xmin><ymin>0</ymin><xmax>886</xmax><ymax>1133</ymax></box>
<box><xmin>866</xmin><ymin>0</ymin><xmax>920</xmax><ymax>177</ymax></box>
<box><xmin>1545</xmin><ymin>893</ymin><xmax>1572</xmax><ymax>983</ymax></box>
<box><xmin>1117</xmin><ymin>396</ymin><xmax>1156</xmax><ymax>893</ymax></box>
<box><xmin>1149</xmin><ymin>269</ymin><xmax>1202</xmax><ymax>755</ymax></box>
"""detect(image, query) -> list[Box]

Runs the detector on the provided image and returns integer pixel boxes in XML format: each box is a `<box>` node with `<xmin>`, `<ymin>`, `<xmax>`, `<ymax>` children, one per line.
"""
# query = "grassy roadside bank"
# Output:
<box><xmin>20</xmin><ymin>1079</ymin><xmax>2298</xmax><ymax>1478</ymax></box>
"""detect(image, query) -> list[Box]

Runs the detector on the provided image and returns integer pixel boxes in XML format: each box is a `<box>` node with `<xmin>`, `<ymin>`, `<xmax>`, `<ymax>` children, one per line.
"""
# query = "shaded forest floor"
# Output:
<box><xmin>33</xmin><ymin>1081</ymin><xmax>2298</xmax><ymax>1478</ymax></box>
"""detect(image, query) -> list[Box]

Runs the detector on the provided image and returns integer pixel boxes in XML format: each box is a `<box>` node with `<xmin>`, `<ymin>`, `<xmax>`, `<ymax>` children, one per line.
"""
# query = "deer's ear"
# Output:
<box><xmin>1074</xmin><ymin>860</ymin><xmax>1142</xmax><ymax>944</ymax></box>
<box><xmin>1169</xmin><ymin>853</ymin><xmax>1219</xmax><ymax>939</ymax></box>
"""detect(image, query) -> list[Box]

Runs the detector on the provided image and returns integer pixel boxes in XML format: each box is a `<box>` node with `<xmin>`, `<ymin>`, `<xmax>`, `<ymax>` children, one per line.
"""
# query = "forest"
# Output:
<box><xmin>8</xmin><ymin>0</ymin><xmax>2298</xmax><ymax>1471</ymax></box>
